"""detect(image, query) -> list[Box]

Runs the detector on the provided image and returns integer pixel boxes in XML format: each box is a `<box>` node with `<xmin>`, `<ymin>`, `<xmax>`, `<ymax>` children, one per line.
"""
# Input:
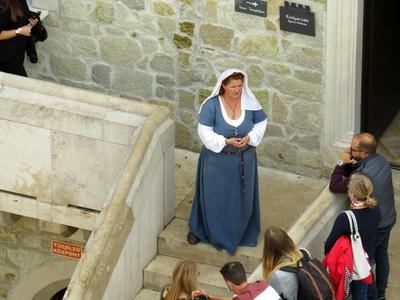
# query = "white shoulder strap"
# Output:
<box><xmin>344</xmin><ymin>210</ymin><xmax>360</xmax><ymax>237</ymax></box>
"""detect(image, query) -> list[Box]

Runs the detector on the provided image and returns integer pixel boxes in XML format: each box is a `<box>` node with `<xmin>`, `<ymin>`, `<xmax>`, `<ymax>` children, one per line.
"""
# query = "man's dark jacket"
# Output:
<box><xmin>329</xmin><ymin>153</ymin><xmax>396</xmax><ymax>228</ymax></box>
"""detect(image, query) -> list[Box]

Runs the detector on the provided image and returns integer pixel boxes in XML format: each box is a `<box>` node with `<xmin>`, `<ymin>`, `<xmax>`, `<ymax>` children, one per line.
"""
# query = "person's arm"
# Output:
<box><xmin>208</xmin><ymin>295</ymin><xmax>233</xmax><ymax>300</ymax></box>
<box><xmin>0</xmin><ymin>19</ymin><xmax>38</xmax><ymax>40</ymax></box>
<box><xmin>324</xmin><ymin>212</ymin><xmax>349</xmax><ymax>254</ymax></box>
<box><xmin>248</xmin><ymin>110</ymin><xmax>267</xmax><ymax>147</ymax></box>
<box><xmin>329</xmin><ymin>164</ymin><xmax>354</xmax><ymax>193</ymax></box>
<box><xmin>247</xmin><ymin>119</ymin><xmax>267</xmax><ymax>147</ymax></box>
<box><xmin>329</xmin><ymin>148</ymin><xmax>357</xmax><ymax>193</ymax></box>
<box><xmin>198</xmin><ymin>124</ymin><xmax>227</xmax><ymax>153</ymax></box>
<box><xmin>192</xmin><ymin>290</ymin><xmax>232</xmax><ymax>300</ymax></box>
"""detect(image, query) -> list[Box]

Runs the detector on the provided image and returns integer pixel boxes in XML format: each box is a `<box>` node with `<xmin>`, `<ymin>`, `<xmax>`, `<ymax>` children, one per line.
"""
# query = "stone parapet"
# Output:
<box><xmin>0</xmin><ymin>72</ymin><xmax>175</xmax><ymax>299</ymax></box>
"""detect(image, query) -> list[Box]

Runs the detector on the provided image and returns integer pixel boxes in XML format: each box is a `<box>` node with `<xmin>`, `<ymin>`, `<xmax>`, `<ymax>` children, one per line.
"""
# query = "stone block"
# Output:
<box><xmin>266</xmin><ymin>123</ymin><xmax>285</xmax><ymax>137</ymax></box>
<box><xmin>199</xmin><ymin>24</ymin><xmax>234</xmax><ymax>50</ymax></box>
<box><xmin>198</xmin><ymin>88</ymin><xmax>211</xmax><ymax>103</ymax></box>
<box><xmin>70</xmin><ymin>35</ymin><xmax>97</xmax><ymax>57</ymax></box>
<box><xmin>267</xmin><ymin>76</ymin><xmax>321</xmax><ymax>102</ymax></box>
<box><xmin>92</xmin><ymin>1</ymin><xmax>114</xmax><ymax>24</ymax></box>
<box><xmin>150</xmin><ymin>54</ymin><xmax>174</xmax><ymax>73</ymax></box>
<box><xmin>112</xmin><ymin>69</ymin><xmax>153</xmax><ymax>99</ymax></box>
<box><xmin>178</xmin><ymin>69</ymin><xmax>203</xmax><ymax>86</ymax></box>
<box><xmin>39</xmin><ymin>220</ymin><xmax>69</xmax><ymax>235</ymax></box>
<box><xmin>287</xmin><ymin>47</ymin><xmax>323</xmax><ymax>70</ymax></box>
<box><xmin>60</xmin><ymin>0</ymin><xmax>91</xmax><ymax>21</ymax></box>
<box><xmin>100</xmin><ymin>36</ymin><xmax>141</xmax><ymax>65</ymax></box>
<box><xmin>290</xmin><ymin>101</ymin><xmax>321</xmax><ymax>132</ymax></box>
<box><xmin>239</xmin><ymin>36</ymin><xmax>279</xmax><ymax>58</ymax></box>
<box><xmin>181</xmin><ymin>111</ymin><xmax>195</xmax><ymax>127</ymax></box>
<box><xmin>178</xmin><ymin>52</ymin><xmax>190</xmax><ymax>67</ymax></box>
<box><xmin>152</xmin><ymin>1</ymin><xmax>175</xmax><ymax>16</ymax></box>
<box><xmin>0</xmin><ymin>213</ymin><xmax>21</xmax><ymax>226</ymax></box>
<box><xmin>0</xmin><ymin>120</ymin><xmax>52</xmax><ymax>202</ymax></box>
<box><xmin>33</xmin><ymin>0</ymin><xmax>59</xmax><ymax>11</ymax></box>
<box><xmin>0</xmin><ymin>223</ymin><xmax>18</xmax><ymax>244</ymax></box>
<box><xmin>260</xmin><ymin>139</ymin><xmax>299</xmax><ymax>165</ymax></box>
<box><xmin>121</xmin><ymin>0</ymin><xmax>145</xmax><ymax>10</ymax></box>
<box><xmin>92</xmin><ymin>64</ymin><xmax>111</xmax><ymax>88</ymax></box>
<box><xmin>157</xmin><ymin>18</ymin><xmax>176</xmax><ymax>35</ymax></box>
<box><xmin>7</xmin><ymin>248</ymin><xmax>49</xmax><ymax>271</ymax></box>
<box><xmin>294</xmin><ymin>70</ymin><xmax>322</xmax><ymax>84</ymax></box>
<box><xmin>156</xmin><ymin>75</ymin><xmax>175</xmax><ymax>87</ymax></box>
<box><xmin>291</xmin><ymin>133</ymin><xmax>320</xmax><ymax>151</ymax></box>
<box><xmin>173</xmin><ymin>34</ymin><xmax>192</xmax><ymax>49</ymax></box>
<box><xmin>141</xmin><ymin>37</ymin><xmax>159</xmax><ymax>54</ymax></box>
<box><xmin>175</xmin><ymin>122</ymin><xmax>193</xmax><ymax>149</ymax></box>
<box><xmin>264</xmin><ymin>19</ymin><xmax>277</xmax><ymax>31</ymax></box>
<box><xmin>156</xmin><ymin>87</ymin><xmax>176</xmax><ymax>100</ymax></box>
<box><xmin>50</xmin><ymin>54</ymin><xmax>87</xmax><ymax>81</ymax></box>
<box><xmin>179</xmin><ymin>22</ymin><xmax>194</xmax><ymax>36</ymax></box>
<box><xmin>266</xmin><ymin>63</ymin><xmax>291</xmax><ymax>75</ymax></box>
<box><xmin>253</xmin><ymin>90</ymin><xmax>269</xmax><ymax>112</ymax></box>
<box><xmin>271</xmin><ymin>94</ymin><xmax>288</xmax><ymax>124</ymax></box>
<box><xmin>179</xmin><ymin>90</ymin><xmax>195</xmax><ymax>109</ymax></box>
<box><xmin>51</xmin><ymin>131</ymin><xmax>130</xmax><ymax>210</ymax></box>
<box><xmin>247</xmin><ymin>65</ymin><xmax>264</xmax><ymax>87</ymax></box>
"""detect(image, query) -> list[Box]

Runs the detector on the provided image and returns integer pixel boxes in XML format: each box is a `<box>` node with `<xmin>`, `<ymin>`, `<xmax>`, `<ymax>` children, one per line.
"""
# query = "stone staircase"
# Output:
<box><xmin>133</xmin><ymin>150</ymin><xmax>400</xmax><ymax>300</ymax></box>
<box><xmin>133</xmin><ymin>149</ymin><xmax>327</xmax><ymax>300</ymax></box>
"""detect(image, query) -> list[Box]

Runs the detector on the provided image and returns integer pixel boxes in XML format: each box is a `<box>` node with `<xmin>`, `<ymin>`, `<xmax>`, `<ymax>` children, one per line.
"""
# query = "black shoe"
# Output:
<box><xmin>187</xmin><ymin>232</ymin><xmax>200</xmax><ymax>244</ymax></box>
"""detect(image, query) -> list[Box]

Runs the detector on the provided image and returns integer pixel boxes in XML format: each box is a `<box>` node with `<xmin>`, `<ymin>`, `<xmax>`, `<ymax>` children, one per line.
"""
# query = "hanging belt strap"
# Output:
<box><xmin>221</xmin><ymin>146</ymin><xmax>255</xmax><ymax>193</ymax></box>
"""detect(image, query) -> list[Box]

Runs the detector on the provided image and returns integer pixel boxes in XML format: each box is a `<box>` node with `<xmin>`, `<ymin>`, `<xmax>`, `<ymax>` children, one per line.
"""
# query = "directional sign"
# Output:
<box><xmin>235</xmin><ymin>0</ymin><xmax>267</xmax><ymax>18</ymax></box>
<box><xmin>280</xmin><ymin>1</ymin><xmax>315</xmax><ymax>36</ymax></box>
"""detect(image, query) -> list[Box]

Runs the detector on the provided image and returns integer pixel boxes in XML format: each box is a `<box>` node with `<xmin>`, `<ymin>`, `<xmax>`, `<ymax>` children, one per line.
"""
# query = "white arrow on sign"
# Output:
<box><xmin>246</xmin><ymin>1</ymin><xmax>258</xmax><ymax>7</ymax></box>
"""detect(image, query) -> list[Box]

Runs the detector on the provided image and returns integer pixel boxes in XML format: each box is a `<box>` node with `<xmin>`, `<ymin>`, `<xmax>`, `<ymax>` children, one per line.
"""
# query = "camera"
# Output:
<box><xmin>194</xmin><ymin>295</ymin><xmax>208</xmax><ymax>300</ymax></box>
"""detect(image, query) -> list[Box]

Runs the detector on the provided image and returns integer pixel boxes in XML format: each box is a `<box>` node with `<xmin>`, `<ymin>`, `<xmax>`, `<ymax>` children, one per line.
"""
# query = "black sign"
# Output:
<box><xmin>280</xmin><ymin>1</ymin><xmax>315</xmax><ymax>36</ymax></box>
<box><xmin>235</xmin><ymin>0</ymin><xmax>267</xmax><ymax>18</ymax></box>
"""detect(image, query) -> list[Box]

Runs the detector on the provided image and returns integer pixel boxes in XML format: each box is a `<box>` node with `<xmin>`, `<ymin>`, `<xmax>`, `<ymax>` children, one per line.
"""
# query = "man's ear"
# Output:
<box><xmin>225</xmin><ymin>280</ymin><xmax>232</xmax><ymax>290</ymax></box>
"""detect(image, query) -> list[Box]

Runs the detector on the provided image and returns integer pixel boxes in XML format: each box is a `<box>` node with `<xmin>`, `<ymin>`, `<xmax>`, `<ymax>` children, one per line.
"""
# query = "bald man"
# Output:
<box><xmin>329</xmin><ymin>132</ymin><xmax>396</xmax><ymax>300</ymax></box>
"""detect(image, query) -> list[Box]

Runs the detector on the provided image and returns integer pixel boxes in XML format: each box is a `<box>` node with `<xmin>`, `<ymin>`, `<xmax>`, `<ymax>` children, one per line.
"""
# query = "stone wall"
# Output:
<box><xmin>0</xmin><ymin>217</ymin><xmax>86</xmax><ymax>299</ymax></box>
<box><xmin>26</xmin><ymin>0</ymin><xmax>327</xmax><ymax>177</ymax></box>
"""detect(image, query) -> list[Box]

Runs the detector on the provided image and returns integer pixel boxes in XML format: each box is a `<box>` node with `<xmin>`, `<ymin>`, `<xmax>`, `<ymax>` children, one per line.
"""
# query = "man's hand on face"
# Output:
<box><xmin>341</xmin><ymin>148</ymin><xmax>357</xmax><ymax>164</ymax></box>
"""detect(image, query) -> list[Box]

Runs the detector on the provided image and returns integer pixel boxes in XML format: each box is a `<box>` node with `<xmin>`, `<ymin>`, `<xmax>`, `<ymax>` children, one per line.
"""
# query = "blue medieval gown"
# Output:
<box><xmin>189</xmin><ymin>96</ymin><xmax>267</xmax><ymax>255</ymax></box>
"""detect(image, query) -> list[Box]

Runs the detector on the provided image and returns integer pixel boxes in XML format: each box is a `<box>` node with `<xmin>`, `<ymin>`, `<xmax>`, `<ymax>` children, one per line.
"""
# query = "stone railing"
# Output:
<box><xmin>65</xmin><ymin>101</ymin><xmax>175</xmax><ymax>300</ymax></box>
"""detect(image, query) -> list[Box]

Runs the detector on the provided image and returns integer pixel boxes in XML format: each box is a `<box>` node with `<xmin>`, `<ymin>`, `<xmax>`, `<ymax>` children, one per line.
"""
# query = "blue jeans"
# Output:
<box><xmin>351</xmin><ymin>280</ymin><xmax>369</xmax><ymax>300</ymax></box>
<box><xmin>368</xmin><ymin>222</ymin><xmax>395</xmax><ymax>299</ymax></box>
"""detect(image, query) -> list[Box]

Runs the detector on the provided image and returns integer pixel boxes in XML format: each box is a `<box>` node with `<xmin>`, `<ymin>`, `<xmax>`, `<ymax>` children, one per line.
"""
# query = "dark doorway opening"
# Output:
<box><xmin>361</xmin><ymin>0</ymin><xmax>400</xmax><ymax>168</ymax></box>
<box><xmin>51</xmin><ymin>287</ymin><xmax>67</xmax><ymax>300</ymax></box>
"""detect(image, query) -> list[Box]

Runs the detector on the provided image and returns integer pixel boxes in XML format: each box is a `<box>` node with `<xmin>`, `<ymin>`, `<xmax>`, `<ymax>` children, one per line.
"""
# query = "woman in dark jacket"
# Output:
<box><xmin>325</xmin><ymin>173</ymin><xmax>381</xmax><ymax>300</ymax></box>
<box><xmin>0</xmin><ymin>0</ymin><xmax>37</xmax><ymax>76</ymax></box>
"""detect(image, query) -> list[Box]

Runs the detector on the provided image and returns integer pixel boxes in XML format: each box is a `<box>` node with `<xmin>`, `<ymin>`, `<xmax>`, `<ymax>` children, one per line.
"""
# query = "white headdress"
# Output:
<box><xmin>199</xmin><ymin>68</ymin><xmax>262</xmax><ymax>112</ymax></box>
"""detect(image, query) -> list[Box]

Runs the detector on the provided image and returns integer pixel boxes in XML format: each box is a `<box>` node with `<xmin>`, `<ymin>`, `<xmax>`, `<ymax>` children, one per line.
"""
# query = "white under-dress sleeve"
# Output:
<box><xmin>198</xmin><ymin>124</ymin><xmax>226</xmax><ymax>153</ymax></box>
<box><xmin>247</xmin><ymin>119</ymin><xmax>267</xmax><ymax>147</ymax></box>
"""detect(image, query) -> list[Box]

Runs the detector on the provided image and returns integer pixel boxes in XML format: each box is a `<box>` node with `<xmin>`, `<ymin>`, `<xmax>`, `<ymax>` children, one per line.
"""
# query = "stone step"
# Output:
<box><xmin>133</xmin><ymin>288</ymin><xmax>159</xmax><ymax>300</ymax></box>
<box><xmin>143</xmin><ymin>255</ymin><xmax>233</xmax><ymax>297</ymax></box>
<box><xmin>158</xmin><ymin>217</ymin><xmax>263</xmax><ymax>273</ymax></box>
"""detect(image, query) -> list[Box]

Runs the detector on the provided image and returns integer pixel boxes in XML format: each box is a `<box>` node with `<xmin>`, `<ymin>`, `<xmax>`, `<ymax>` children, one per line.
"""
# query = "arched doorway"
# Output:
<box><xmin>7</xmin><ymin>260</ymin><xmax>77</xmax><ymax>300</ymax></box>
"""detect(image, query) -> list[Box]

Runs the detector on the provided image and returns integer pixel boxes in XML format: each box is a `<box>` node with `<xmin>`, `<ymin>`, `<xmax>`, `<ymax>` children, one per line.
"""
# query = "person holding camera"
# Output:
<box><xmin>160</xmin><ymin>260</ymin><xmax>199</xmax><ymax>300</ymax></box>
<box><xmin>0</xmin><ymin>0</ymin><xmax>38</xmax><ymax>76</ymax></box>
<box><xmin>192</xmin><ymin>261</ymin><xmax>281</xmax><ymax>300</ymax></box>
